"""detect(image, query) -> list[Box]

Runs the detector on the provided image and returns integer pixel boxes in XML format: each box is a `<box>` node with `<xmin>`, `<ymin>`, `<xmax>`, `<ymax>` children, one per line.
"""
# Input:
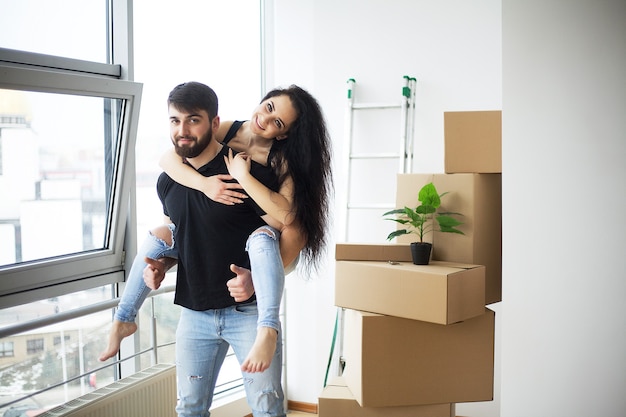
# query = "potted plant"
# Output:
<box><xmin>383</xmin><ymin>182</ymin><xmax>464</xmax><ymax>265</ymax></box>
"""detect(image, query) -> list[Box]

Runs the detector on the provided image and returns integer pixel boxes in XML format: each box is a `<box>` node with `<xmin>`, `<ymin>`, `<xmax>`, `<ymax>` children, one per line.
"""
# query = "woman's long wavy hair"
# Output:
<box><xmin>264</xmin><ymin>85</ymin><xmax>333</xmax><ymax>272</ymax></box>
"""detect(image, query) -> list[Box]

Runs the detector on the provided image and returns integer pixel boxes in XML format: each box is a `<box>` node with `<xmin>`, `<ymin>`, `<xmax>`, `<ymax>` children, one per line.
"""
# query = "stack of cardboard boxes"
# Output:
<box><xmin>319</xmin><ymin>110</ymin><xmax>502</xmax><ymax>416</ymax></box>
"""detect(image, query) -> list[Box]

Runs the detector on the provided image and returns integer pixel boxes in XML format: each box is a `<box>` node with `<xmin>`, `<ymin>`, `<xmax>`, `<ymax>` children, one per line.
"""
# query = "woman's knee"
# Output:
<box><xmin>251</xmin><ymin>226</ymin><xmax>280</xmax><ymax>241</ymax></box>
<box><xmin>149</xmin><ymin>224</ymin><xmax>174</xmax><ymax>247</ymax></box>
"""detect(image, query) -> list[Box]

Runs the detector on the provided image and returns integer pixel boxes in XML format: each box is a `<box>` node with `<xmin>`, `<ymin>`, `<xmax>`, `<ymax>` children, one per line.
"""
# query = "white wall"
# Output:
<box><xmin>501</xmin><ymin>1</ymin><xmax>626</xmax><ymax>416</ymax></box>
<box><xmin>270</xmin><ymin>0</ymin><xmax>626</xmax><ymax>416</ymax></box>
<box><xmin>269</xmin><ymin>1</ymin><xmax>502</xmax><ymax>416</ymax></box>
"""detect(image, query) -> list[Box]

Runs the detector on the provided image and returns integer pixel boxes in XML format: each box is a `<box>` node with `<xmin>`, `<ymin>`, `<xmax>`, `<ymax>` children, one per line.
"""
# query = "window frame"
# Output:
<box><xmin>0</xmin><ymin>55</ymin><xmax>142</xmax><ymax>309</ymax></box>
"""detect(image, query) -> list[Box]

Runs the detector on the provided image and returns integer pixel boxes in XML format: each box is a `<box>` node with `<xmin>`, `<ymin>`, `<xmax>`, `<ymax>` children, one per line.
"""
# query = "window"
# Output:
<box><xmin>0</xmin><ymin>63</ymin><xmax>142</xmax><ymax>306</ymax></box>
<box><xmin>26</xmin><ymin>338</ymin><xmax>44</xmax><ymax>355</ymax></box>
<box><xmin>53</xmin><ymin>335</ymin><xmax>70</xmax><ymax>346</ymax></box>
<box><xmin>0</xmin><ymin>88</ymin><xmax>124</xmax><ymax>265</ymax></box>
<box><xmin>0</xmin><ymin>341</ymin><xmax>14</xmax><ymax>357</ymax></box>
<box><xmin>0</xmin><ymin>0</ymin><xmax>140</xmax><ymax>309</ymax></box>
<box><xmin>132</xmin><ymin>0</ymin><xmax>263</xmax><ymax>238</ymax></box>
<box><xmin>0</xmin><ymin>0</ymin><xmax>108</xmax><ymax>62</ymax></box>
<box><xmin>0</xmin><ymin>0</ymin><xmax>142</xmax><ymax>407</ymax></box>
<box><xmin>0</xmin><ymin>0</ymin><xmax>263</xmax><ymax>412</ymax></box>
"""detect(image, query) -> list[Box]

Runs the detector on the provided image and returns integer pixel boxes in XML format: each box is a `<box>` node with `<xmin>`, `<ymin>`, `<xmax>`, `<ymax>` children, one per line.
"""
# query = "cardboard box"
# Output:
<box><xmin>396</xmin><ymin>173</ymin><xmax>502</xmax><ymax>304</ymax></box>
<box><xmin>335</xmin><ymin>260</ymin><xmax>485</xmax><ymax>325</ymax></box>
<box><xmin>343</xmin><ymin>308</ymin><xmax>495</xmax><ymax>407</ymax></box>
<box><xmin>444</xmin><ymin>110</ymin><xmax>501</xmax><ymax>173</ymax></box>
<box><xmin>335</xmin><ymin>243</ymin><xmax>412</xmax><ymax>262</ymax></box>
<box><xmin>319</xmin><ymin>377</ymin><xmax>455</xmax><ymax>417</ymax></box>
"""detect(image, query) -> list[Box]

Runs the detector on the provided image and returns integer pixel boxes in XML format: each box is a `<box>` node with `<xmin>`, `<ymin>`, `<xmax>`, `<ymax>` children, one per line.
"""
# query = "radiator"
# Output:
<box><xmin>41</xmin><ymin>363</ymin><xmax>177</xmax><ymax>417</ymax></box>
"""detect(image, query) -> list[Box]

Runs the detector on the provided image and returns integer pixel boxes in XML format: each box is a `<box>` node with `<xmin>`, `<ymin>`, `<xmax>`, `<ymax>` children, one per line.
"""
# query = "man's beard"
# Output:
<box><xmin>173</xmin><ymin>126</ymin><xmax>213</xmax><ymax>159</ymax></box>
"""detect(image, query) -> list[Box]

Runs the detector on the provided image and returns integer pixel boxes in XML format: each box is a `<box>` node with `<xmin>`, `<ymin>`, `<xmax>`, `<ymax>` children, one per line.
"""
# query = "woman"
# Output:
<box><xmin>100</xmin><ymin>85</ymin><xmax>332</xmax><ymax>373</ymax></box>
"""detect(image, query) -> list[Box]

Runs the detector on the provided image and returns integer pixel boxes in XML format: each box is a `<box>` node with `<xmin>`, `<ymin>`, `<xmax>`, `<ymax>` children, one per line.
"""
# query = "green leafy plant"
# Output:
<box><xmin>383</xmin><ymin>182</ymin><xmax>464</xmax><ymax>243</ymax></box>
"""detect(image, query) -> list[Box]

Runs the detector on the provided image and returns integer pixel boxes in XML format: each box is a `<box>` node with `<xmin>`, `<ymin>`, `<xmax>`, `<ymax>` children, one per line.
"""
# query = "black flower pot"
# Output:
<box><xmin>410</xmin><ymin>242</ymin><xmax>432</xmax><ymax>265</ymax></box>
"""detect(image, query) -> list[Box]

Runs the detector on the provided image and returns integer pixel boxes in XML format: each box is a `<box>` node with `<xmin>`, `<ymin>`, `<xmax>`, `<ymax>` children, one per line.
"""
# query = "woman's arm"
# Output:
<box><xmin>163</xmin><ymin>147</ymin><xmax>304</xmax><ymax>268</ymax></box>
<box><xmin>159</xmin><ymin>148</ymin><xmax>248</xmax><ymax>205</ymax></box>
<box><xmin>225</xmin><ymin>149</ymin><xmax>296</xmax><ymax>226</ymax></box>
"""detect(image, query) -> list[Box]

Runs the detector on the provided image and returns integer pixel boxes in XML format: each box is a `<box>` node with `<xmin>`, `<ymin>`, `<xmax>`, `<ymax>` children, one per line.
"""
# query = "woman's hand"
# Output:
<box><xmin>201</xmin><ymin>174</ymin><xmax>248</xmax><ymax>205</ymax></box>
<box><xmin>224</xmin><ymin>148</ymin><xmax>252</xmax><ymax>182</ymax></box>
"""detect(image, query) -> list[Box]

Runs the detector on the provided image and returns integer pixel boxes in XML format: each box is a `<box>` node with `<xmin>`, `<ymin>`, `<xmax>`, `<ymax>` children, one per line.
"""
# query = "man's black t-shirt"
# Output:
<box><xmin>157</xmin><ymin>144</ymin><xmax>280</xmax><ymax>311</ymax></box>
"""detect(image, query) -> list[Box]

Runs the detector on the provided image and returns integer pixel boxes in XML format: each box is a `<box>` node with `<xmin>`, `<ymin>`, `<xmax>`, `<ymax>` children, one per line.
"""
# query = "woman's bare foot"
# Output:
<box><xmin>241</xmin><ymin>327</ymin><xmax>278</xmax><ymax>373</ymax></box>
<box><xmin>98</xmin><ymin>320</ymin><xmax>137</xmax><ymax>361</ymax></box>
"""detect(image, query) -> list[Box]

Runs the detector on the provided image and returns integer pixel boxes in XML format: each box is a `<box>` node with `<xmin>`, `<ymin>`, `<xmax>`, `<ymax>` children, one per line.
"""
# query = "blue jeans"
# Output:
<box><xmin>116</xmin><ymin>224</ymin><xmax>291</xmax><ymax>336</ymax></box>
<box><xmin>114</xmin><ymin>224</ymin><xmax>178</xmax><ymax>323</ymax></box>
<box><xmin>175</xmin><ymin>304</ymin><xmax>285</xmax><ymax>417</ymax></box>
<box><xmin>245</xmin><ymin>226</ymin><xmax>285</xmax><ymax>332</ymax></box>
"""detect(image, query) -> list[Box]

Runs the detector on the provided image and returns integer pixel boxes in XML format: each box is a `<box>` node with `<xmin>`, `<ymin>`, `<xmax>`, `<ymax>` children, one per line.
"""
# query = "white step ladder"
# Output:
<box><xmin>337</xmin><ymin>76</ymin><xmax>417</xmax><ymax>242</ymax></box>
<box><xmin>329</xmin><ymin>76</ymin><xmax>417</xmax><ymax>381</ymax></box>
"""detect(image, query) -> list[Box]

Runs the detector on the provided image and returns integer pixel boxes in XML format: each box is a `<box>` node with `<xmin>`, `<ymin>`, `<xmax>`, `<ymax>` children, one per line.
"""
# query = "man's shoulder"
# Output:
<box><xmin>156</xmin><ymin>172</ymin><xmax>175</xmax><ymax>193</ymax></box>
<box><xmin>156</xmin><ymin>171</ymin><xmax>170</xmax><ymax>184</ymax></box>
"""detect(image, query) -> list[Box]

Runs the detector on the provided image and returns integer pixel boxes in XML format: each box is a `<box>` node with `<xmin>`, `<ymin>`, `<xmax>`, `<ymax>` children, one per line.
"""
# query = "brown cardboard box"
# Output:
<box><xmin>343</xmin><ymin>308</ymin><xmax>495</xmax><ymax>407</ymax></box>
<box><xmin>396</xmin><ymin>173</ymin><xmax>502</xmax><ymax>304</ymax></box>
<box><xmin>335</xmin><ymin>243</ymin><xmax>412</xmax><ymax>262</ymax></box>
<box><xmin>335</xmin><ymin>260</ymin><xmax>485</xmax><ymax>325</ymax></box>
<box><xmin>319</xmin><ymin>377</ymin><xmax>455</xmax><ymax>417</ymax></box>
<box><xmin>444</xmin><ymin>110</ymin><xmax>501</xmax><ymax>173</ymax></box>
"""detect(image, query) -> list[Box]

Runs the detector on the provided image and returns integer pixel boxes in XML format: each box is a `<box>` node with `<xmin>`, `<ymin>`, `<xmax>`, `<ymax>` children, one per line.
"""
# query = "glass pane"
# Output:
<box><xmin>0</xmin><ymin>286</ymin><xmax>116</xmax><ymax>413</ymax></box>
<box><xmin>136</xmin><ymin>272</ymin><xmax>179</xmax><ymax>369</ymax></box>
<box><xmin>0</xmin><ymin>89</ymin><xmax>122</xmax><ymax>266</ymax></box>
<box><xmin>129</xmin><ymin>0</ymin><xmax>261</xmax><ymax>397</ymax></box>
<box><xmin>133</xmin><ymin>0</ymin><xmax>262</xmax><ymax>236</ymax></box>
<box><xmin>0</xmin><ymin>0</ymin><xmax>108</xmax><ymax>63</ymax></box>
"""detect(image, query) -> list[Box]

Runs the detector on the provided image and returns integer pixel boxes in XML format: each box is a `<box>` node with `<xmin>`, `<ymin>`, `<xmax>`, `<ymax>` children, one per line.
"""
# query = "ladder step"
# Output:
<box><xmin>349</xmin><ymin>153</ymin><xmax>401</xmax><ymax>159</ymax></box>
<box><xmin>351</xmin><ymin>102</ymin><xmax>402</xmax><ymax>110</ymax></box>
<box><xmin>347</xmin><ymin>203</ymin><xmax>395</xmax><ymax>210</ymax></box>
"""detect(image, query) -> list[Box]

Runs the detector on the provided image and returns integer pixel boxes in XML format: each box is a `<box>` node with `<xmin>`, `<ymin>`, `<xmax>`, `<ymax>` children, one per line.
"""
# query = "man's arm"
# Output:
<box><xmin>143</xmin><ymin>256</ymin><xmax>177</xmax><ymax>290</ymax></box>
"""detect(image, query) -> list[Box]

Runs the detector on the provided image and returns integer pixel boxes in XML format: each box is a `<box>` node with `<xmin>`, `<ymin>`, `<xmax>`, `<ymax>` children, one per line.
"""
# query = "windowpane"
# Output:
<box><xmin>0</xmin><ymin>89</ymin><xmax>122</xmax><ymax>266</ymax></box>
<box><xmin>0</xmin><ymin>286</ymin><xmax>116</xmax><ymax>413</ymax></box>
<box><xmin>0</xmin><ymin>0</ymin><xmax>261</xmax><ymax>409</ymax></box>
<box><xmin>136</xmin><ymin>272</ymin><xmax>178</xmax><ymax>368</ymax></box>
<box><xmin>133</xmin><ymin>0</ymin><xmax>262</xmax><ymax>229</ymax></box>
<box><xmin>26</xmin><ymin>338</ymin><xmax>44</xmax><ymax>354</ymax></box>
<box><xmin>128</xmin><ymin>0</ymin><xmax>261</xmax><ymax>399</ymax></box>
<box><xmin>0</xmin><ymin>0</ymin><xmax>108</xmax><ymax>62</ymax></box>
<box><xmin>0</xmin><ymin>341</ymin><xmax>14</xmax><ymax>357</ymax></box>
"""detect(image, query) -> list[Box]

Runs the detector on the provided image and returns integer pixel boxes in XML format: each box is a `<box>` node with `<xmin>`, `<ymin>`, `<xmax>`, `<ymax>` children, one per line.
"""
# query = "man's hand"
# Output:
<box><xmin>201</xmin><ymin>174</ymin><xmax>247</xmax><ymax>205</ymax></box>
<box><xmin>227</xmin><ymin>264</ymin><xmax>255</xmax><ymax>302</ymax></box>
<box><xmin>144</xmin><ymin>257</ymin><xmax>169</xmax><ymax>290</ymax></box>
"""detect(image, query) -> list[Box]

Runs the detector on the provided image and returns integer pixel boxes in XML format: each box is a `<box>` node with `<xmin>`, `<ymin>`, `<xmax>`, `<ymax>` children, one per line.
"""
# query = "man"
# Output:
<box><xmin>144</xmin><ymin>82</ymin><xmax>285</xmax><ymax>417</ymax></box>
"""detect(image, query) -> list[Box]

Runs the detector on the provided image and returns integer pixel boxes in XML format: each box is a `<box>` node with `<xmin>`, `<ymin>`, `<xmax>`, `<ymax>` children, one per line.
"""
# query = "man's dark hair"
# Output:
<box><xmin>168</xmin><ymin>82</ymin><xmax>218</xmax><ymax>118</ymax></box>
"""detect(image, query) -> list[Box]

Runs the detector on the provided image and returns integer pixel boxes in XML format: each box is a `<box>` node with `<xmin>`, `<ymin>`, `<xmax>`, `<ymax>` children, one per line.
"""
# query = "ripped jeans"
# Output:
<box><xmin>114</xmin><ymin>223</ymin><xmax>177</xmax><ymax>323</ymax></box>
<box><xmin>245</xmin><ymin>225</ymin><xmax>285</xmax><ymax>333</ymax></box>
<box><xmin>115</xmin><ymin>224</ymin><xmax>293</xmax><ymax>337</ymax></box>
<box><xmin>176</xmin><ymin>304</ymin><xmax>285</xmax><ymax>417</ymax></box>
